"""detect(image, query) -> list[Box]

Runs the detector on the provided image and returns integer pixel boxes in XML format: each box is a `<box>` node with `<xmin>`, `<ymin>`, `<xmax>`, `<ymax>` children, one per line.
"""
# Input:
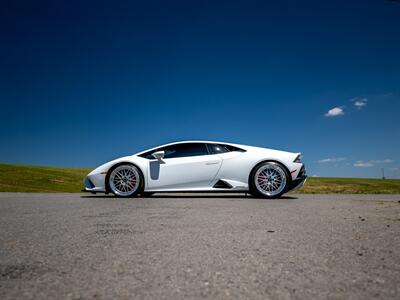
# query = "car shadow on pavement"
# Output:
<box><xmin>80</xmin><ymin>194</ymin><xmax>298</xmax><ymax>200</ymax></box>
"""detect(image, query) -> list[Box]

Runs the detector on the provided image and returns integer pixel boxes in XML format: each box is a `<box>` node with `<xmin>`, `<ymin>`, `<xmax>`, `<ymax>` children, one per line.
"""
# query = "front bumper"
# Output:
<box><xmin>83</xmin><ymin>175</ymin><xmax>106</xmax><ymax>193</ymax></box>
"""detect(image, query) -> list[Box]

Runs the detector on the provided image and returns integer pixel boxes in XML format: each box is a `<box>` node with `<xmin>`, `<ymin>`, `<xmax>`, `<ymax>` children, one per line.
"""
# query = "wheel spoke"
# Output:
<box><xmin>255</xmin><ymin>165</ymin><xmax>286</xmax><ymax>197</ymax></box>
<box><xmin>110</xmin><ymin>166</ymin><xmax>140</xmax><ymax>196</ymax></box>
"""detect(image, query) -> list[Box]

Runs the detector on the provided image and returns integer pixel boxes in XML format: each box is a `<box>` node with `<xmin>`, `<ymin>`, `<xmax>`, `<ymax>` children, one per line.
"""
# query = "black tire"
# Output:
<box><xmin>105</xmin><ymin>163</ymin><xmax>144</xmax><ymax>198</ymax></box>
<box><xmin>249</xmin><ymin>161</ymin><xmax>290</xmax><ymax>199</ymax></box>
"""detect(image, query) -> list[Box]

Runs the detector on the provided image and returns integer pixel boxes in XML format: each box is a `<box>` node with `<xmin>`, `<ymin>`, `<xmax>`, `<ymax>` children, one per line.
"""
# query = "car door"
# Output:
<box><xmin>147</xmin><ymin>143</ymin><xmax>222</xmax><ymax>190</ymax></box>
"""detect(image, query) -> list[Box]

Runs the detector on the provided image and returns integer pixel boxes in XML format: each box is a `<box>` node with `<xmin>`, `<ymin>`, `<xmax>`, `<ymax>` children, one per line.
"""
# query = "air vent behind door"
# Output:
<box><xmin>213</xmin><ymin>180</ymin><xmax>233</xmax><ymax>189</ymax></box>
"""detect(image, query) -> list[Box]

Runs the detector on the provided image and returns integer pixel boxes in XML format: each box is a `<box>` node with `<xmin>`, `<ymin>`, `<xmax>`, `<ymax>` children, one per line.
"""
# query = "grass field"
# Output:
<box><xmin>0</xmin><ymin>163</ymin><xmax>91</xmax><ymax>193</ymax></box>
<box><xmin>0</xmin><ymin>163</ymin><xmax>400</xmax><ymax>194</ymax></box>
<box><xmin>299</xmin><ymin>177</ymin><xmax>400</xmax><ymax>194</ymax></box>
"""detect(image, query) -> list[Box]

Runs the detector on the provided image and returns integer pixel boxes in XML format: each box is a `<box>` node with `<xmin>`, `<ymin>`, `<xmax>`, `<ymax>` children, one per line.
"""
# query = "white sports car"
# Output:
<box><xmin>83</xmin><ymin>141</ymin><xmax>306</xmax><ymax>198</ymax></box>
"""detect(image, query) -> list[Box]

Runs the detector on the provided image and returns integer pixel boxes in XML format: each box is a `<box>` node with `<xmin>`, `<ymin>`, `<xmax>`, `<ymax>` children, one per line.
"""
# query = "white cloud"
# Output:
<box><xmin>354</xmin><ymin>161</ymin><xmax>374</xmax><ymax>167</ymax></box>
<box><xmin>354</xmin><ymin>159</ymin><xmax>394</xmax><ymax>167</ymax></box>
<box><xmin>369</xmin><ymin>159</ymin><xmax>394</xmax><ymax>164</ymax></box>
<box><xmin>325</xmin><ymin>107</ymin><xmax>344</xmax><ymax>117</ymax></box>
<box><xmin>318</xmin><ymin>157</ymin><xmax>347</xmax><ymax>163</ymax></box>
<box><xmin>353</xmin><ymin>98</ymin><xmax>368</xmax><ymax>109</ymax></box>
<box><xmin>382</xmin><ymin>92</ymin><xmax>393</xmax><ymax>98</ymax></box>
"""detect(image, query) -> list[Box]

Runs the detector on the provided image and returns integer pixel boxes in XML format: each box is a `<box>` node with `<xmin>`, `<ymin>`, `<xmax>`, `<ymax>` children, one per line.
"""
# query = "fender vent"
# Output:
<box><xmin>213</xmin><ymin>180</ymin><xmax>233</xmax><ymax>189</ymax></box>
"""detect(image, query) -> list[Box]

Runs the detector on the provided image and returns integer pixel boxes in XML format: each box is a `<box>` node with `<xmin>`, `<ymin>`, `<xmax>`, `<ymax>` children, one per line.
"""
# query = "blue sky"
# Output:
<box><xmin>1</xmin><ymin>0</ymin><xmax>399</xmax><ymax>178</ymax></box>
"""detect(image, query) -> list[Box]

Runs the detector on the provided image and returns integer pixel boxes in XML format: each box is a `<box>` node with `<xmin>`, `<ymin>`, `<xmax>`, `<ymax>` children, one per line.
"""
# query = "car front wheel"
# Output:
<box><xmin>107</xmin><ymin>164</ymin><xmax>143</xmax><ymax>197</ymax></box>
<box><xmin>250</xmin><ymin>162</ymin><xmax>289</xmax><ymax>198</ymax></box>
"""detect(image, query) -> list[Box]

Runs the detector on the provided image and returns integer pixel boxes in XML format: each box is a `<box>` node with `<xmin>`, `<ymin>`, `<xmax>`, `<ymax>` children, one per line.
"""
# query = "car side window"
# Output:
<box><xmin>224</xmin><ymin>144</ymin><xmax>246</xmax><ymax>152</ymax></box>
<box><xmin>139</xmin><ymin>143</ymin><xmax>209</xmax><ymax>159</ymax></box>
<box><xmin>207</xmin><ymin>143</ymin><xmax>246</xmax><ymax>154</ymax></box>
<box><xmin>163</xmin><ymin>143</ymin><xmax>208</xmax><ymax>158</ymax></box>
<box><xmin>207</xmin><ymin>144</ymin><xmax>229</xmax><ymax>154</ymax></box>
<box><xmin>139</xmin><ymin>143</ymin><xmax>245</xmax><ymax>159</ymax></box>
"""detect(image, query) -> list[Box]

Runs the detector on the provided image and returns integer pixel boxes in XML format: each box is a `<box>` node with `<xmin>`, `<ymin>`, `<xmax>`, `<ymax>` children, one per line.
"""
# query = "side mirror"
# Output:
<box><xmin>152</xmin><ymin>150</ymin><xmax>165</xmax><ymax>160</ymax></box>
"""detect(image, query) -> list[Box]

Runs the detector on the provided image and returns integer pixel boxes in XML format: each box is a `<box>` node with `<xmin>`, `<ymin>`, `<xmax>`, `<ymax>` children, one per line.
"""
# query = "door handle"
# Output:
<box><xmin>205</xmin><ymin>161</ymin><xmax>219</xmax><ymax>165</ymax></box>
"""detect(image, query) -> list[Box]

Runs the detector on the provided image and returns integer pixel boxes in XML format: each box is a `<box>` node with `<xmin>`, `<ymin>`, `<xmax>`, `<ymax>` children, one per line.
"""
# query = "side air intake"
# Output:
<box><xmin>213</xmin><ymin>180</ymin><xmax>233</xmax><ymax>189</ymax></box>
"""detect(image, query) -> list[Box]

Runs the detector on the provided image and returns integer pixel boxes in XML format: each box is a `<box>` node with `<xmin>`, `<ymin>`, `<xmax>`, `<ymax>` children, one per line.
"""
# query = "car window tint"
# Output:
<box><xmin>207</xmin><ymin>144</ymin><xmax>229</xmax><ymax>154</ymax></box>
<box><xmin>163</xmin><ymin>143</ymin><xmax>208</xmax><ymax>158</ymax></box>
<box><xmin>224</xmin><ymin>145</ymin><xmax>246</xmax><ymax>152</ymax></box>
<box><xmin>139</xmin><ymin>143</ymin><xmax>245</xmax><ymax>159</ymax></box>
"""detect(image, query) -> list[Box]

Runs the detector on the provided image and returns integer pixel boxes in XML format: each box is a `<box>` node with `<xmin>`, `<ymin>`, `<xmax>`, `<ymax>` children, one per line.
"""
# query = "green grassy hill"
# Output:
<box><xmin>0</xmin><ymin>163</ymin><xmax>91</xmax><ymax>192</ymax></box>
<box><xmin>0</xmin><ymin>163</ymin><xmax>399</xmax><ymax>194</ymax></box>
<box><xmin>299</xmin><ymin>177</ymin><xmax>400</xmax><ymax>194</ymax></box>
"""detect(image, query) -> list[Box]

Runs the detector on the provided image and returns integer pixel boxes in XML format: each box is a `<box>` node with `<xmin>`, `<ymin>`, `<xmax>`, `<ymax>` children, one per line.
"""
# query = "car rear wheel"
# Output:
<box><xmin>249</xmin><ymin>162</ymin><xmax>289</xmax><ymax>198</ymax></box>
<box><xmin>107</xmin><ymin>164</ymin><xmax>143</xmax><ymax>197</ymax></box>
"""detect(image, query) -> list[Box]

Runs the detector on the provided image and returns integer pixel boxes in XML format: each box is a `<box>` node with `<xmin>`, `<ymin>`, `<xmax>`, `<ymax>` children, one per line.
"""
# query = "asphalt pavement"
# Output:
<box><xmin>0</xmin><ymin>193</ymin><xmax>399</xmax><ymax>300</ymax></box>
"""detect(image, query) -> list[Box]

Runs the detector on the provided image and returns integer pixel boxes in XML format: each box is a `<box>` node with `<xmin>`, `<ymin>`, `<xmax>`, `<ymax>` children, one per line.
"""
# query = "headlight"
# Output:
<box><xmin>294</xmin><ymin>154</ymin><xmax>302</xmax><ymax>163</ymax></box>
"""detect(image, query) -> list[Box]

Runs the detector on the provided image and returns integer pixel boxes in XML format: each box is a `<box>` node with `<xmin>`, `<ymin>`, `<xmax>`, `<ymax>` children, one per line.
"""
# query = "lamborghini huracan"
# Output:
<box><xmin>83</xmin><ymin>141</ymin><xmax>306</xmax><ymax>198</ymax></box>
